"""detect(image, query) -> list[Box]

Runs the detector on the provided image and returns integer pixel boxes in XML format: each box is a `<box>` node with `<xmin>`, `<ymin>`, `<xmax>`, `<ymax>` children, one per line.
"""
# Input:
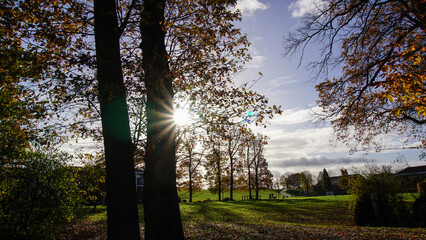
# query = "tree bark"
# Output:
<box><xmin>189</xmin><ymin>155</ymin><xmax>193</xmax><ymax>203</ymax></box>
<box><xmin>93</xmin><ymin>0</ymin><xmax>140</xmax><ymax>239</ymax></box>
<box><xmin>230</xmin><ymin>155</ymin><xmax>234</xmax><ymax>200</ymax></box>
<box><xmin>217</xmin><ymin>151</ymin><xmax>222</xmax><ymax>201</ymax></box>
<box><xmin>255</xmin><ymin>163</ymin><xmax>259</xmax><ymax>200</ymax></box>
<box><xmin>189</xmin><ymin>170</ymin><xmax>193</xmax><ymax>202</ymax></box>
<box><xmin>140</xmin><ymin>0</ymin><xmax>184</xmax><ymax>239</ymax></box>
<box><xmin>247</xmin><ymin>144</ymin><xmax>252</xmax><ymax>199</ymax></box>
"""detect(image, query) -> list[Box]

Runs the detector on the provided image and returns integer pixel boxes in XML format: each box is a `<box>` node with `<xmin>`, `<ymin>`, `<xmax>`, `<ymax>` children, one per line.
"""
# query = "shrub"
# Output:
<box><xmin>412</xmin><ymin>181</ymin><xmax>426</xmax><ymax>227</ymax></box>
<box><xmin>0</xmin><ymin>150</ymin><xmax>80</xmax><ymax>240</ymax></box>
<box><xmin>72</xmin><ymin>165</ymin><xmax>106</xmax><ymax>212</ymax></box>
<box><xmin>347</xmin><ymin>164</ymin><xmax>409</xmax><ymax>227</ymax></box>
<box><xmin>285</xmin><ymin>189</ymin><xmax>303</xmax><ymax>196</ymax></box>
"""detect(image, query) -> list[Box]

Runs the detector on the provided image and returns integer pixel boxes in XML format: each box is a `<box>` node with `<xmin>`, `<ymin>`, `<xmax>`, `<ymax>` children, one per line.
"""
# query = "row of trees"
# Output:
<box><xmin>177</xmin><ymin>127</ymin><xmax>273</xmax><ymax>202</ymax></box>
<box><xmin>279</xmin><ymin>169</ymin><xmax>332</xmax><ymax>196</ymax></box>
<box><xmin>1</xmin><ymin>0</ymin><xmax>281</xmax><ymax>239</ymax></box>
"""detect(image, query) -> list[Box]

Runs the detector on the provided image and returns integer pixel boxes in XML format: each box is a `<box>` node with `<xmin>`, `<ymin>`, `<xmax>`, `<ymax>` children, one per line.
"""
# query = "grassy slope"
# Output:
<box><xmin>59</xmin><ymin>194</ymin><xmax>426</xmax><ymax>240</ymax></box>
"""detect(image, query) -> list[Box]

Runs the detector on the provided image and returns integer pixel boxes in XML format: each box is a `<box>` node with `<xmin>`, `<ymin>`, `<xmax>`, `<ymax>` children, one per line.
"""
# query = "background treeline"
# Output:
<box><xmin>176</xmin><ymin>127</ymin><xmax>273</xmax><ymax>202</ymax></box>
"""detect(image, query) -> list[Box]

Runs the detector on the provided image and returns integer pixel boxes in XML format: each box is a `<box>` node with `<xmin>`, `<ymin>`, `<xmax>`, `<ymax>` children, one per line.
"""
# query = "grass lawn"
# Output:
<box><xmin>58</xmin><ymin>194</ymin><xmax>426</xmax><ymax>240</ymax></box>
<box><xmin>178</xmin><ymin>189</ymin><xmax>282</xmax><ymax>202</ymax></box>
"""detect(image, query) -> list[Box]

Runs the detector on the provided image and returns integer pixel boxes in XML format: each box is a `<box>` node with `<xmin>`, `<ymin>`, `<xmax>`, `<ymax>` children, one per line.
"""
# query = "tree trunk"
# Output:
<box><xmin>255</xmin><ymin>164</ymin><xmax>259</xmax><ymax>200</ymax></box>
<box><xmin>189</xmin><ymin>167</ymin><xmax>193</xmax><ymax>203</ymax></box>
<box><xmin>93</xmin><ymin>1</ymin><xmax>140</xmax><ymax>239</ymax></box>
<box><xmin>230</xmin><ymin>155</ymin><xmax>234</xmax><ymax>200</ymax></box>
<box><xmin>247</xmin><ymin>145</ymin><xmax>252</xmax><ymax>199</ymax></box>
<box><xmin>217</xmin><ymin>152</ymin><xmax>222</xmax><ymax>201</ymax></box>
<box><xmin>140</xmin><ymin>0</ymin><xmax>184</xmax><ymax>239</ymax></box>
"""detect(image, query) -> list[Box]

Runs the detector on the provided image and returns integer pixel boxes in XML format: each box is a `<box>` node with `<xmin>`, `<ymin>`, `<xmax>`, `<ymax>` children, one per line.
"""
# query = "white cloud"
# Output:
<box><xmin>236</xmin><ymin>0</ymin><xmax>269</xmax><ymax>16</ymax></box>
<box><xmin>269</xmin><ymin>75</ymin><xmax>298</xmax><ymax>88</ymax></box>
<box><xmin>248</xmin><ymin>55</ymin><xmax>266</xmax><ymax>68</ymax></box>
<box><xmin>288</xmin><ymin>0</ymin><xmax>328</xmax><ymax>18</ymax></box>
<box><xmin>254</xmin><ymin>105</ymin><xmax>424</xmax><ymax>176</ymax></box>
<box><xmin>246</xmin><ymin>45</ymin><xmax>266</xmax><ymax>68</ymax></box>
<box><xmin>270</xmin><ymin>156</ymin><xmax>370</xmax><ymax>168</ymax></box>
<box><xmin>257</xmin><ymin>106</ymin><xmax>321</xmax><ymax>127</ymax></box>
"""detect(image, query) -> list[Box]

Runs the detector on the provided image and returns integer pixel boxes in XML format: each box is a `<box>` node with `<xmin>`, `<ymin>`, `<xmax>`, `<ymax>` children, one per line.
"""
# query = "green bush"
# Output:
<box><xmin>412</xmin><ymin>195</ymin><xmax>426</xmax><ymax>227</ymax></box>
<box><xmin>412</xmin><ymin>181</ymin><xmax>426</xmax><ymax>227</ymax></box>
<box><xmin>347</xmin><ymin>165</ymin><xmax>409</xmax><ymax>227</ymax></box>
<box><xmin>0</xmin><ymin>150</ymin><xmax>80</xmax><ymax>240</ymax></box>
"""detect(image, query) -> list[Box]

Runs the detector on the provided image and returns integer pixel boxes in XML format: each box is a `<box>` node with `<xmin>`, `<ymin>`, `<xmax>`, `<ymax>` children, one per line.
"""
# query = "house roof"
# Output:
<box><xmin>315</xmin><ymin>176</ymin><xmax>340</xmax><ymax>187</ymax></box>
<box><xmin>396</xmin><ymin>165</ymin><xmax>426</xmax><ymax>176</ymax></box>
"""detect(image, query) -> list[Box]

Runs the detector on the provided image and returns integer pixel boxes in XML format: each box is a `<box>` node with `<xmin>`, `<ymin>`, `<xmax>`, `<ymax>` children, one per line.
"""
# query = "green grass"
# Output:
<box><xmin>77</xmin><ymin>192</ymin><xmax>418</xmax><ymax>226</ymax></box>
<box><xmin>177</xmin><ymin>189</ymin><xmax>282</xmax><ymax>202</ymax></box>
<box><xmin>63</xmin><ymin>194</ymin><xmax>426</xmax><ymax>239</ymax></box>
<box><xmin>179</xmin><ymin>195</ymin><xmax>351</xmax><ymax>227</ymax></box>
<box><xmin>80</xmin><ymin>195</ymin><xmax>351</xmax><ymax>226</ymax></box>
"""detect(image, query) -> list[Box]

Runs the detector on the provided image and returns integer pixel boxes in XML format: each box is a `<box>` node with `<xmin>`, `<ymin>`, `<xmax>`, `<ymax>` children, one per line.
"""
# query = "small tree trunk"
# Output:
<box><xmin>230</xmin><ymin>156</ymin><xmax>234</xmax><ymax>200</ymax></box>
<box><xmin>255</xmin><ymin>165</ymin><xmax>259</xmax><ymax>200</ymax></box>
<box><xmin>247</xmin><ymin>145</ymin><xmax>252</xmax><ymax>199</ymax></box>
<box><xmin>189</xmin><ymin>171</ymin><xmax>193</xmax><ymax>203</ymax></box>
<box><xmin>217</xmin><ymin>155</ymin><xmax>222</xmax><ymax>201</ymax></box>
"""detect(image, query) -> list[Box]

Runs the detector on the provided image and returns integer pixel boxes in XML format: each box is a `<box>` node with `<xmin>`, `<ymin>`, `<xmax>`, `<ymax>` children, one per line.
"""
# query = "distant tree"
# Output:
<box><xmin>338</xmin><ymin>167</ymin><xmax>351</xmax><ymax>191</ymax></box>
<box><xmin>321</xmin><ymin>169</ymin><xmax>332</xmax><ymax>192</ymax></box>
<box><xmin>223</xmin><ymin>125</ymin><xmax>246</xmax><ymax>200</ymax></box>
<box><xmin>284</xmin><ymin>0</ymin><xmax>426</xmax><ymax>152</ymax></box>
<box><xmin>300</xmin><ymin>171</ymin><xmax>314</xmax><ymax>196</ymax></box>
<box><xmin>204</xmin><ymin>133</ymin><xmax>227</xmax><ymax>201</ymax></box>
<box><xmin>176</xmin><ymin>130</ymin><xmax>204</xmax><ymax>202</ymax></box>
<box><xmin>284</xmin><ymin>173</ymin><xmax>302</xmax><ymax>190</ymax></box>
<box><xmin>279</xmin><ymin>174</ymin><xmax>287</xmax><ymax>189</ymax></box>
<box><xmin>257</xmin><ymin>156</ymin><xmax>273</xmax><ymax>189</ymax></box>
<box><xmin>244</xmin><ymin>135</ymin><xmax>254</xmax><ymax>199</ymax></box>
<box><xmin>251</xmin><ymin>134</ymin><xmax>272</xmax><ymax>199</ymax></box>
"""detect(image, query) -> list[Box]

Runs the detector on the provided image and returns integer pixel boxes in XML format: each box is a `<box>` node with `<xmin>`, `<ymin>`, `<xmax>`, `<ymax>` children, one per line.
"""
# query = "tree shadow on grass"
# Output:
<box><xmin>180</xmin><ymin>202</ymin><xmax>242</xmax><ymax>223</ymax></box>
<box><xmin>181</xmin><ymin>198</ymin><xmax>351</xmax><ymax>226</ymax></box>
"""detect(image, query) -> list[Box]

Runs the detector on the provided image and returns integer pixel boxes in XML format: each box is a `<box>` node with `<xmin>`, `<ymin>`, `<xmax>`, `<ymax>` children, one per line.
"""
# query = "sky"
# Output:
<box><xmin>232</xmin><ymin>0</ymin><xmax>425</xmax><ymax>178</ymax></box>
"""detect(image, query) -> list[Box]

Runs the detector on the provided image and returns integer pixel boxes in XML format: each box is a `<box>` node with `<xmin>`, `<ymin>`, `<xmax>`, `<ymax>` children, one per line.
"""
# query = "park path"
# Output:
<box><xmin>280</xmin><ymin>190</ymin><xmax>293</xmax><ymax>198</ymax></box>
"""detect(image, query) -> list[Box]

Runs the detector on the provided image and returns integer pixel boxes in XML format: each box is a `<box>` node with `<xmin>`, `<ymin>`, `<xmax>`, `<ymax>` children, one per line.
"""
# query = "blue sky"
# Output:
<box><xmin>233</xmin><ymin>0</ymin><xmax>425</xmax><ymax>177</ymax></box>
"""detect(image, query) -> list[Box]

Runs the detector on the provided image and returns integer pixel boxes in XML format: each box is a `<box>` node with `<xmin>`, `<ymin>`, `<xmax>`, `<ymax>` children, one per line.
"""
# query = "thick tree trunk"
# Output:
<box><xmin>140</xmin><ymin>0</ymin><xmax>184</xmax><ymax>239</ymax></box>
<box><xmin>93</xmin><ymin>1</ymin><xmax>140</xmax><ymax>239</ymax></box>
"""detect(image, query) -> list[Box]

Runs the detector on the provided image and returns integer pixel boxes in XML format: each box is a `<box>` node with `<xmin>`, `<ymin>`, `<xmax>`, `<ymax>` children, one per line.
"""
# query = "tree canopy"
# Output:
<box><xmin>284</xmin><ymin>0</ymin><xmax>426</xmax><ymax>152</ymax></box>
<box><xmin>0</xmin><ymin>0</ymin><xmax>89</xmax><ymax>162</ymax></box>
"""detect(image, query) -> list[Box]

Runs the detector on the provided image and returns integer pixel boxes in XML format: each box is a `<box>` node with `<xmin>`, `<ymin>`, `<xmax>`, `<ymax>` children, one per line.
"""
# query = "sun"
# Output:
<box><xmin>173</xmin><ymin>108</ymin><xmax>191</xmax><ymax>126</ymax></box>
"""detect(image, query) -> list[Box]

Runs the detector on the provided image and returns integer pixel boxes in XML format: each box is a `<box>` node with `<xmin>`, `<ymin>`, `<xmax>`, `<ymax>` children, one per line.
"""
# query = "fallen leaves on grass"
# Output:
<box><xmin>56</xmin><ymin>220</ymin><xmax>426</xmax><ymax>240</ymax></box>
<box><xmin>182</xmin><ymin>222</ymin><xmax>426</xmax><ymax>240</ymax></box>
<box><xmin>56</xmin><ymin>221</ymin><xmax>106</xmax><ymax>240</ymax></box>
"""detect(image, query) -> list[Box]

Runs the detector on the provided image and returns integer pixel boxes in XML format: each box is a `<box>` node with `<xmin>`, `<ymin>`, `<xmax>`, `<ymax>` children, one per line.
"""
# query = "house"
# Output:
<box><xmin>395</xmin><ymin>165</ymin><xmax>426</xmax><ymax>192</ymax></box>
<box><xmin>135</xmin><ymin>170</ymin><xmax>144</xmax><ymax>202</ymax></box>
<box><xmin>314</xmin><ymin>176</ymin><xmax>347</xmax><ymax>196</ymax></box>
